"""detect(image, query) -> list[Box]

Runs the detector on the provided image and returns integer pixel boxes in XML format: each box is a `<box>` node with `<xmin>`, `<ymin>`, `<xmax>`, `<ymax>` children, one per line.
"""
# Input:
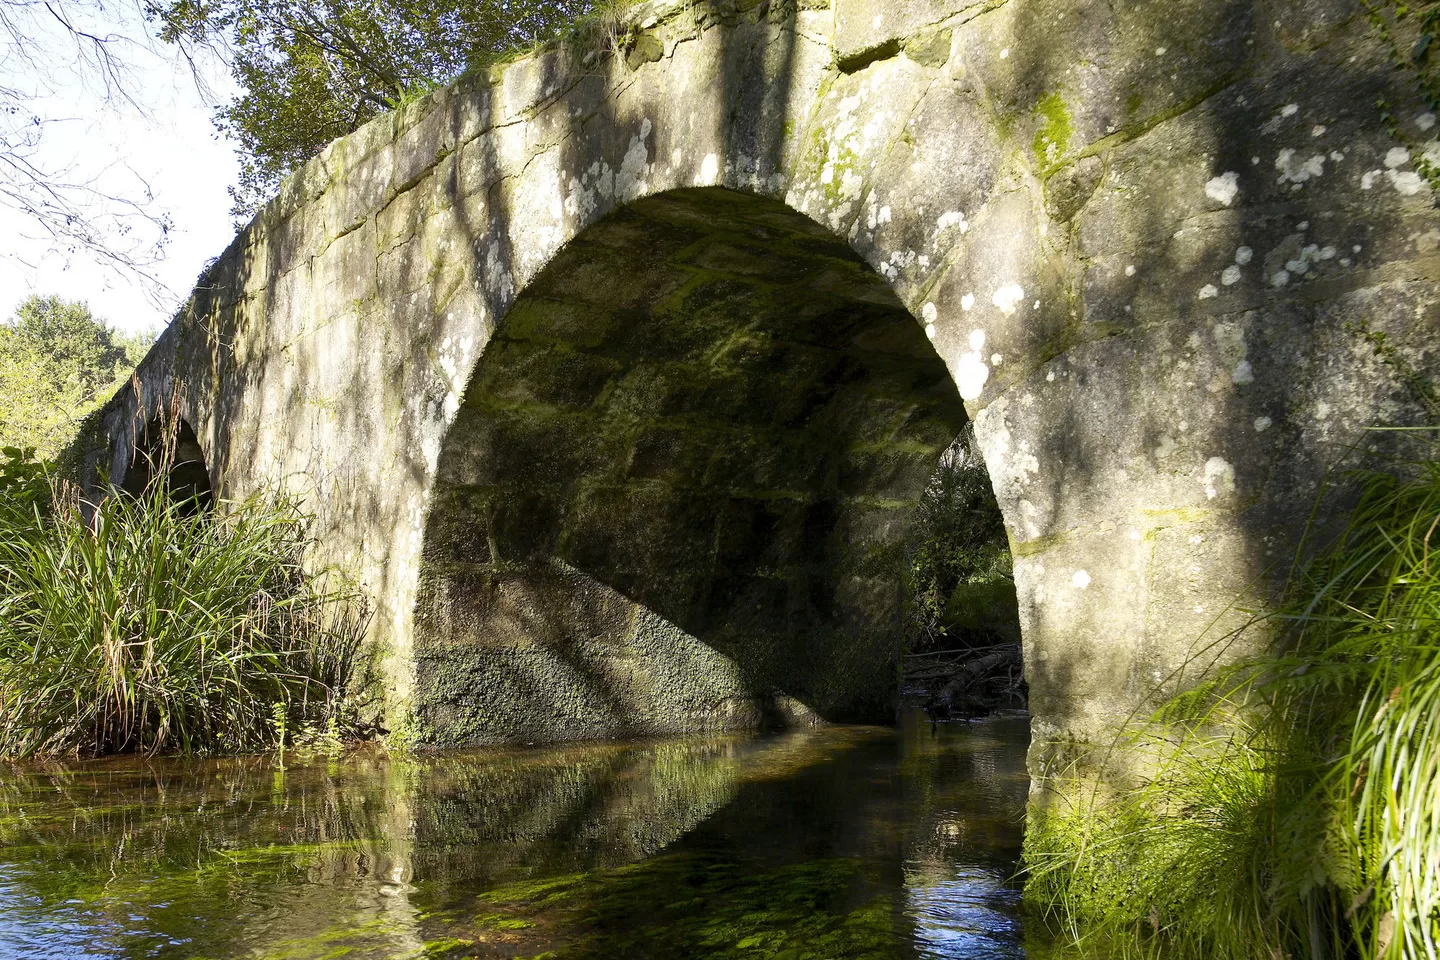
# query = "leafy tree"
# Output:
<box><xmin>907</xmin><ymin>424</ymin><xmax>1012</xmax><ymax>648</ymax></box>
<box><xmin>153</xmin><ymin>0</ymin><xmax>596</xmax><ymax>219</ymax></box>
<box><xmin>0</xmin><ymin>295</ymin><xmax>154</xmax><ymax>457</ymax></box>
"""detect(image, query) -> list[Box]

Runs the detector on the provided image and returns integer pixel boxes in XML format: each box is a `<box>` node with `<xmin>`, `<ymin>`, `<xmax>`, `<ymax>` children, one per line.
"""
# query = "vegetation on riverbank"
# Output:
<box><xmin>0</xmin><ymin>444</ymin><xmax>368</xmax><ymax>759</ymax></box>
<box><xmin>908</xmin><ymin>426</ymin><xmax>1013</xmax><ymax>645</ymax></box>
<box><xmin>906</xmin><ymin>425</ymin><xmax>1022</xmax><ymax>716</ymax></box>
<box><xmin>1023</xmin><ymin>444</ymin><xmax>1440</xmax><ymax>959</ymax></box>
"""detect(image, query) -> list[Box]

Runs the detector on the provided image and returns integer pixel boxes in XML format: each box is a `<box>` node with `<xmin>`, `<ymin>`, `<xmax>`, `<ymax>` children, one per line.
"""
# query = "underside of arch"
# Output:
<box><xmin>121</xmin><ymin>417</ymin><xmax>214</xmax><ymax>512</ymax></box>
<box><xmin>413</xmin><ymin>188</ymin><xmax>967</xmax><ymax>743</ymax></box>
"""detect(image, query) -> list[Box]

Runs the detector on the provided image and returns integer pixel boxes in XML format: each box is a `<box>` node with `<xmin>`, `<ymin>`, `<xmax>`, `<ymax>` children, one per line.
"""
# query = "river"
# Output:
<box><xmin>0</xmin><ymin>710</ymin><xmax>1040</xmax><ymax>959</ymax></box>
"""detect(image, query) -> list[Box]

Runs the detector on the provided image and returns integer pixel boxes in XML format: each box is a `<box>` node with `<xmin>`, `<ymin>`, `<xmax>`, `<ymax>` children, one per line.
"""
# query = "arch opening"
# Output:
<box><xmin>121</xmin><ymin>417</ymin><xmax>214</xmax><ymax>513</ymax></box>
<box><xmin>415</xmin><ymin>187</ymin><xmax>1014</xmax><ymax>743</ymax></box>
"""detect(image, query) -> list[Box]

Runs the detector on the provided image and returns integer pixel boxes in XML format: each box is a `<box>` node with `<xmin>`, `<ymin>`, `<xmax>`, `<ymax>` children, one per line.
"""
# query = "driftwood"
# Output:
<box><xmin>903</xmin><ymin>640</ymin><xmax>1025</xmax><ymax>721</ymax></box>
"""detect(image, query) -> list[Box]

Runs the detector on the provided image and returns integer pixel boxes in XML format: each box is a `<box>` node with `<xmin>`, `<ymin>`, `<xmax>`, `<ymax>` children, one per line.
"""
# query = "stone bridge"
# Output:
<box><xmin>90</xmin><ymin>0</ymin><xmax>1440</xmax><ymax>784</ymax></box>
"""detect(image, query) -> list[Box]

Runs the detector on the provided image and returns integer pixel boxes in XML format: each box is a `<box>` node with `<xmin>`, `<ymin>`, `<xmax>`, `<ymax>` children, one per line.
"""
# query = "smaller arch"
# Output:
<box><xmin>121</xmin><ymin>417</ymin><xmax>214</xmax><ymax>513</ymax></box>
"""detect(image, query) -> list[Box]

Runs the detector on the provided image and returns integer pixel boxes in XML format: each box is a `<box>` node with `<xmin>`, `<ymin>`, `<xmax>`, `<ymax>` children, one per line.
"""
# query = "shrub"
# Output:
<box><xmin>0</xmin><ymin>454</ymin><xmax>367</xmax><ymax>758</ymax></box>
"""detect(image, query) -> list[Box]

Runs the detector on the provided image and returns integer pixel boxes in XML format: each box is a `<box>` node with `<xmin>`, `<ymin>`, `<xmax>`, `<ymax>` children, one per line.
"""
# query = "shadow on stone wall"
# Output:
<box><xmin>941</xmin><ymin>0</ymin><xmax>1440</xmax><ymax>790</ymax></box>
<box><xmin>414</xmin><ymin>188</ymin><xmax>969</xmax><ymax>742</ymax></box>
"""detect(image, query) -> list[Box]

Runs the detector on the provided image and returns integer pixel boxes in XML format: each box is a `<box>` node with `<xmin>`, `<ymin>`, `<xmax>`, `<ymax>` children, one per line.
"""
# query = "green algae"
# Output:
<box><xmin>461</xmin><ymin>853</ymin><xmax>898</xmax><ymax>959</ymax></box>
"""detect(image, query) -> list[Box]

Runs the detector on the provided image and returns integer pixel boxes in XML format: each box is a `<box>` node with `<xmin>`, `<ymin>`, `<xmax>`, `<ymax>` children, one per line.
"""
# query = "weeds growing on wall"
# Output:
<box><xmin>0</xmin><ymin>447</ymin><xmax>368</xmax><ymax>759</ymax></box>
<box><xmin>1023</xmin><ymin>439</ymin><xmax>1440</xmax><ymax>960</ymax></box>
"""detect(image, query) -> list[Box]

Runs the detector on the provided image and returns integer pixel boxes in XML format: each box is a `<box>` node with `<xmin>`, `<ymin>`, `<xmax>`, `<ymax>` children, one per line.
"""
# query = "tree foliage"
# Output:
<box><xmin>0</xmin><ymin>295</ymin><xmax>153</xmax><ymax>458</ymax></box>
<box><xmin>907</xmin><ymin>424</ymin><xmax>1011</xmax><ymax>648</ymax></box>
<box><xmin>153</xmin><ymin>0</ymin><xmax>596</xmax><ymax>219</ymax></box>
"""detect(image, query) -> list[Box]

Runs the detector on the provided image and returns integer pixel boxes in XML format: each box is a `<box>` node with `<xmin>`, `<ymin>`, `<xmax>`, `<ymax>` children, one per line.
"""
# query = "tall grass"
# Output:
<box><xmin>1023</xmin><ymin>448</ymin><xmax>1440</xmax><ymax>960</ymax></box>
<box><xmin>0</xmin><ymin>450</ymin><xmax>366</xmax><ymax>759</ymax></box>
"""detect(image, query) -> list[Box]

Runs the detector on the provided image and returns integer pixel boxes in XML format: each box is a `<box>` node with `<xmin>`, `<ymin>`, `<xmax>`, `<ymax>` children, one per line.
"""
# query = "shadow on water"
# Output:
<box><xmin>0</xmin><ymin>711</ymin><xmax>1038</xmax><ymax>959</ymax></box>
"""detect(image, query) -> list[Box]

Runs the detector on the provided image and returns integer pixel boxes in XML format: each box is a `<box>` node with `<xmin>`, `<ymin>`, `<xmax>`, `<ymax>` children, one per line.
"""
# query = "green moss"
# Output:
<box><xmin>476</xmin><ymin>913</ymin><xmax>536</xmax><ymax>930</ymax></box>
<box><xmin>1031</xmin><ymin>91</ymin><xmax>1074</xmax><ymax>171</ymax></box>
<box><xmin>419</xmin><ymin>938</ymin><xmax>478</xmax><ymax>958</ymax></box>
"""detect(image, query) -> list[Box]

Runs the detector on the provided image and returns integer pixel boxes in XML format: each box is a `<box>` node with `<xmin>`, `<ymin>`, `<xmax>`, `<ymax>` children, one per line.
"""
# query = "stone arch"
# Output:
<box><xmin>412</xmin><ymin>187</ymin><xmax>977</xmax><ymax>743</ymax></box>
<box><xmin>83</xmin><ymin>0</ymin><xmax>1440</xmax><ymax>785</ymax></box>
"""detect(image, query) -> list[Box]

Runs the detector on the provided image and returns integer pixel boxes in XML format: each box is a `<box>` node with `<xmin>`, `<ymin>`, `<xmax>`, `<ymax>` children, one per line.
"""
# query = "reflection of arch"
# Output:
<box><xmin>121</xmin><ymin>418</ymin><xmax>214</xmax><ymax>513</ymax></box>
<box><xmin>414</xmin><ymin>187</ymin><xmax>977</xmax><ymax>743</ymax></box>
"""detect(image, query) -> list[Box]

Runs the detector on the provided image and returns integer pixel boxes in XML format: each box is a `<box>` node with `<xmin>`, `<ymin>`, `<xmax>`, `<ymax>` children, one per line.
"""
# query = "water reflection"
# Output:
<box><xmin>0</xmin><ymin>711</ymin><xmax>1034</xmax><ymax>958</ymax></box>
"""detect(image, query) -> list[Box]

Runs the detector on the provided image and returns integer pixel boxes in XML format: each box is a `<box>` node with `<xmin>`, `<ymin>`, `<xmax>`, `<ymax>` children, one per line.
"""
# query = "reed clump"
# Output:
<box><xmin>0</xmin><ymin>446</ymin><xmax>366</xmax><ymax>759</ymax></box>
<box><xmin>1023</xmin><ymin>450</ymin><xmax>1440</xmax><ymax>960</ymax></box>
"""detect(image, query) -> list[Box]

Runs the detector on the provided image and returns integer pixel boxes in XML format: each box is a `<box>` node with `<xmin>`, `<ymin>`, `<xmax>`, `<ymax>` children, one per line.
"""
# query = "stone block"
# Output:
<box><xmin>625</xmin><ymin>425</ymin><xmax>719</xmax><ymax>486</ymax></box>
<box><xmin>478</xmin><ymin>342</ymin><xmax>620</xmax><ymax>410</ymax></box>
<box><xmin>833</xmin><ymin>0</ymin><xmax>982</xmax><ymax>69</ymax></box>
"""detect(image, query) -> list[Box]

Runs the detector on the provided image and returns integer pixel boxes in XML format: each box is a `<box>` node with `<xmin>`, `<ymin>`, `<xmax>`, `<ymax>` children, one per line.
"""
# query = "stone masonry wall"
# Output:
<box><xmin>90</xmin><ymin>0</ymin><xmax>1440</xmax><ymax>789</ymax></box>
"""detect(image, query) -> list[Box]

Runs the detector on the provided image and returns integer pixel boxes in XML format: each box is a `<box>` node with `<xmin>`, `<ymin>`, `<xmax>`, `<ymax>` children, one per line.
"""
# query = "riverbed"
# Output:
<box><xmin>0</xmin><ymin>710</ymin><xmax>1038</xmax><ymax>959</ymax></box>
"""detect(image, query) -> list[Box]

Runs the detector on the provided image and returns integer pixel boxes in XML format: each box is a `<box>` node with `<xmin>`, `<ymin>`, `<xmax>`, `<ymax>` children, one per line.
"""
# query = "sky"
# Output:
<box><xmin>0</xmin><ymin>1</ymin><xmax>241</xmax><ymax>335</ymax></box>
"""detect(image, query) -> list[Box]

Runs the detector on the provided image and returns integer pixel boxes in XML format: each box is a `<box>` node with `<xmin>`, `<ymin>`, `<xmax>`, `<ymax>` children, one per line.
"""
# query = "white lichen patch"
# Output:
<box><xmin>1235</xmin><ymin>246</ymin><xmax>1253</xmax><ymax>265</ymax></box>
<box><xmin>1125</xmin><ymin>264</ymin><xmax>1136</xmax><ymax>276</ymax></box>
<box><xmin>960</xmin><ymin>293</ymin><xmax>975</xmax><ymax>311</ymax></box>
<box><xmin>696</xmin><ymin>153</ymin><xmax>720</xmax><ymax>186</ymax></box>
<box><xmin>936</xmin><ymin>210</ymin><xmax>969</xmax><ymax>234</ymax></box>
<box><xmin>1231</xmin><ymin>360</ymin><xmax>1254</xmax><ymax>385</ymax></box>
<box><xmin>1275</xmin><ymin>149</ymin><xmax>1325</xmax><ymax>185</ymax></box>
<box><xmin>1420</xmin><ymin>112</ymin><xmax>1437</xmax><ymax>131</ymax></box>
<box><xmin>1198</xmin><ymin>284</ymin><xmax>1219</xmax><ymax>299</ymax></box>
<box><xmin>1280</xmin><ymin>241</ymin><xmax>1337</xmax><ymax>280</ymax></box>
<box><xmin>1203</xmin><ymin>456</ymin><xmax>1236</xmax><ymax>500</ymax></box>
<box><xmin>955</xmin><ymin>350</ymin><xmax>990</xmax><ymax>401</ymax></box>
<box><xmin>1072</xmin><ymin>569</ymin><xmax>1092</xmax><ymax>590</ymax></box>
<box><xmin>922</xmin><ymin>302</ymin><xmax>938</xmax><ymax>323</ymax></box>
<box><xmin>1204</xmin><ymin>171</ymin><xmax>1240</xmax><ymax>206</ymax></box>
<box><xmin>1390</xmin><ymin>170</ymin><xmax>1425</xmax><ymax>195</ymax></box>
<box><xmin>1221</xmin><ymin>264</ymin><xmax>1242</xmax><ymax>285</ymax></box>
<box><xmin>1254</xmin><ymin>416</ymin><xmax>1272</xmax><ymax>432</ymax></box>
<box><xmin>992</xmin><ymin>283</ymin><xmax>1025</xmax><ymax>315</ymax></box>
<box><xmin>969</xmin><ymin>329</ymin><xmax>986</xmax><ymax>350</ymax></box>
<box><xmin>1376</xmin><ymin>145</ymin><xmax>1430</xmax><ymax>195</ymax></box>
<box><xmin>616</xmin><ymin>118</ymin><xmax>654</xmax><ymax>202</ymax></box>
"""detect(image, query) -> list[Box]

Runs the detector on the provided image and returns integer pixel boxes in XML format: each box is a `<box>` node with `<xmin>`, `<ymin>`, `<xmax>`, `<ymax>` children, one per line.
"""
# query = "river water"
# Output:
<box><xmin>0</xmin><ymin>710</ymin><xmax>1040</xmax><ymax>959</ymax></box>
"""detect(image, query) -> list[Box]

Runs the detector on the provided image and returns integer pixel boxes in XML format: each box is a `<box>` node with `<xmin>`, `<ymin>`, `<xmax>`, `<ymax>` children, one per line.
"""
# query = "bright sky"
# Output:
<box><xmin>0</xmin><ymin>2</ymin><xmax>241</xmax><ymax>335</ymax></box>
